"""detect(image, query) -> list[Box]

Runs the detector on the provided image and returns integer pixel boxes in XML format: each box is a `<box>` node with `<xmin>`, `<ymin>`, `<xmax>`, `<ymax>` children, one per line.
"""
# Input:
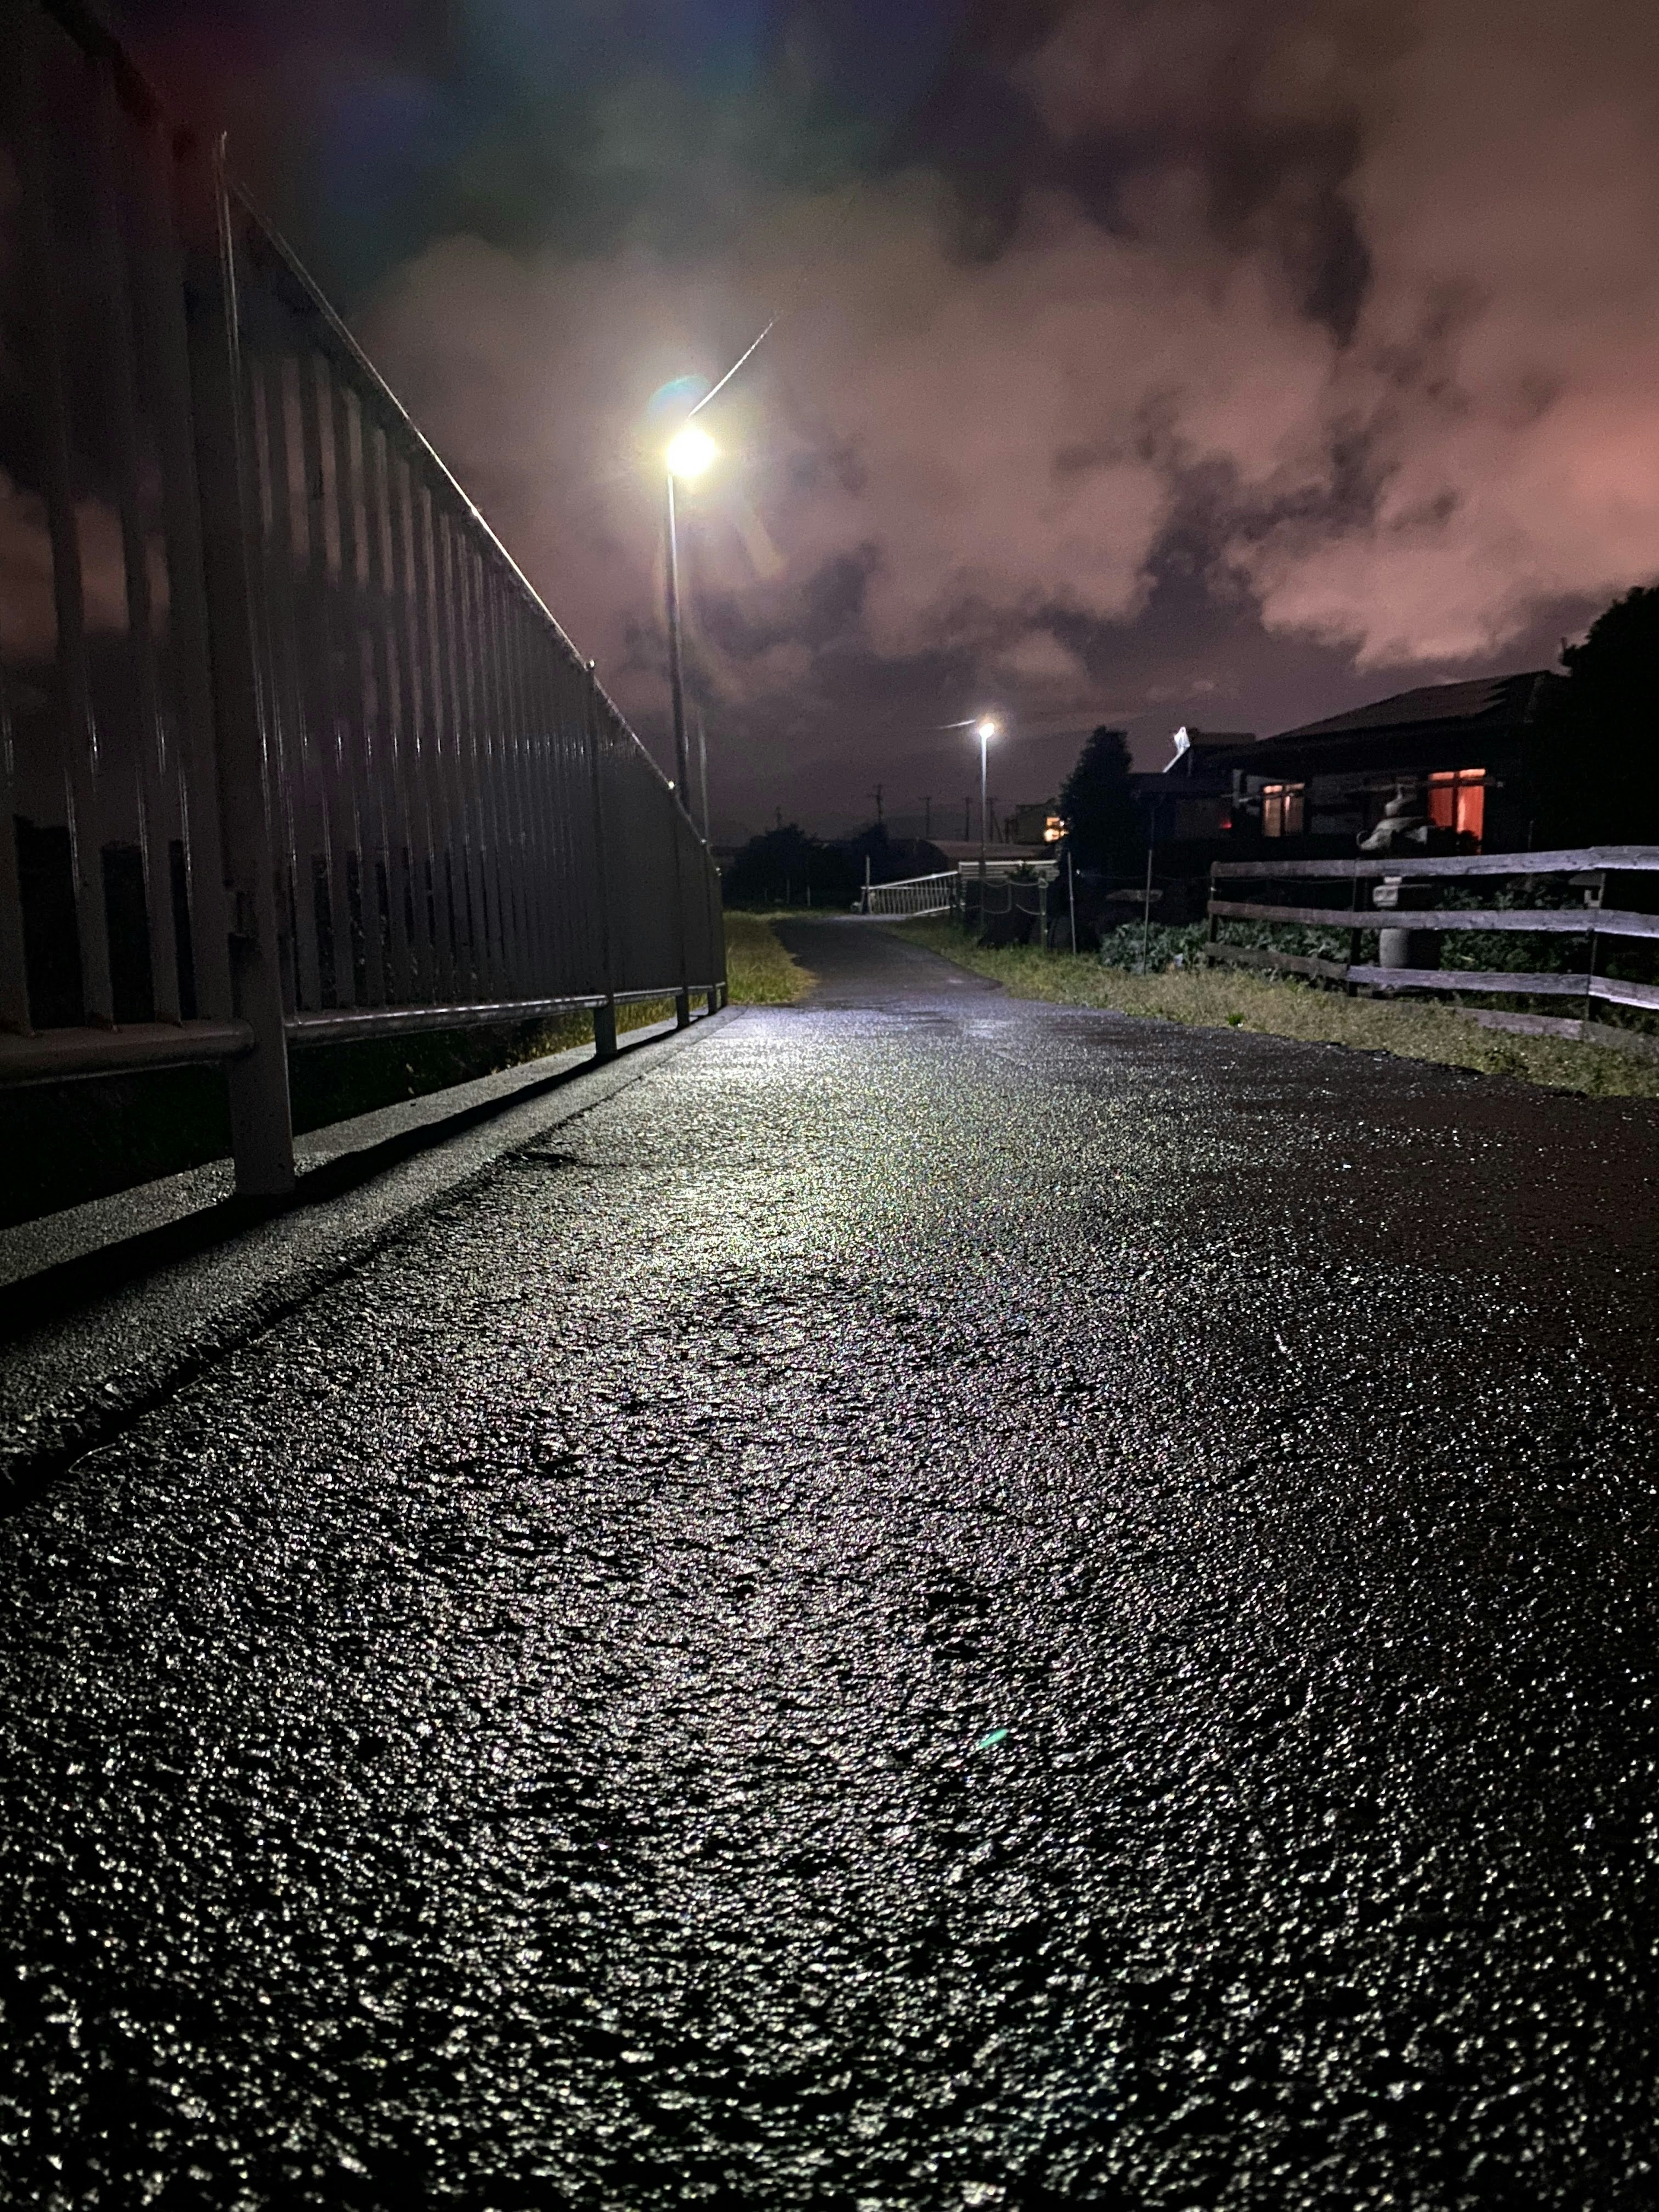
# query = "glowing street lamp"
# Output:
<box><xmin>666</xmin><ymin>424</ymin><xmax>717</xmax><ymax>483</ymax></box>
<box><xmin>662</xmin><ymin>424</ymin><xmax>718</xmax><ymax>820</ymax></box>
<box><xmin>975</xmin><ymin>717</ymin><xmax>998</xmax><ymax>904</ymax></box>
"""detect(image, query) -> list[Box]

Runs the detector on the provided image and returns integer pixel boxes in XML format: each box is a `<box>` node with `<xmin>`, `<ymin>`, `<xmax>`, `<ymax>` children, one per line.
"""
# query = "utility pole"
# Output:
<box><xmin>870</xmin><ymin>782</ymin><xmax>884</xmax><ymax>824</ymax></box>
<box><xmin>923</xmin><ymin>795</ymin><xmax>931</xmax><ymax>840</ymax></box>
<box><xmin>963</xmin><ymin>796</ymin><xmax>971</xmax><ymax>838</ymax></box>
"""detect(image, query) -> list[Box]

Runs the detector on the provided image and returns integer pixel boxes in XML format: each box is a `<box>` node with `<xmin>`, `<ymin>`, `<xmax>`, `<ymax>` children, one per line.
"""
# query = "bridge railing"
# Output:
<box><xmin>0</xmin><ymin>0</ymin><xmax>723</xmax><ymax>1195</ymax></box>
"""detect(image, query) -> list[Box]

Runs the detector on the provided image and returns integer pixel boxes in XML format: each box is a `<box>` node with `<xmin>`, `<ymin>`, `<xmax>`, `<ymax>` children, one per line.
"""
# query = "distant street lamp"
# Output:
<box><xmin>664</xmin><ymin>424</ymin><xmax>717</xmax><ymax>823</ymax></box>
<box><xmin>975</xmin><ymin>718</ymin><xmax>998</xmax><ymax>912</ymax></box>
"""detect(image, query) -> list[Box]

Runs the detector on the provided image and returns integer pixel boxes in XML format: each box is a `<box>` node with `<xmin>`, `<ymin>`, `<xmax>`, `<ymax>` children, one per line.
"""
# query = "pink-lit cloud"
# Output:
<box><xmin>357</xmin><ymin>0</ymin><xmax>1659</xmax><ymax>809</ymax></box>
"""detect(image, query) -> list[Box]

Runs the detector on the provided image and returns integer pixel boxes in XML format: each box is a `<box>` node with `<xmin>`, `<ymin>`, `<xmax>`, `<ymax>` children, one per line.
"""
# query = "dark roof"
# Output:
<box><xmin>1240</xmin><ymin>669</ymin><xmax>1557</xmax><ymax>776</ymax></box>
<box><xmin>1270</xmin><ymin>671</ymin><xmax>1551</xmax><ymax>743</ymax></box>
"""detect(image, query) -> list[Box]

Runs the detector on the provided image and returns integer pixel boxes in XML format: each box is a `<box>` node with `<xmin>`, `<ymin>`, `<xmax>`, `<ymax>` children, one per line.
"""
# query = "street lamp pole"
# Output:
<box><xmin>976</xmin><ymin>718</ymin><xmax>997</xmax><ymax>924</ymax></box>
<box><xmin>662</xmin><ymin>423</ymin><xmax>717</xmax><ymax>817</ymax></box>
<box><xmin>664</xmin><ymin>467</ymin><xmax>692</xmax><ymax>803</ymax></box>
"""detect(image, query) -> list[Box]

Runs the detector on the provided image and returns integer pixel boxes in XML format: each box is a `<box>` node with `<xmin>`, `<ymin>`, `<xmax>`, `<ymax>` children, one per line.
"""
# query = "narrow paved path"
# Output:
<box><xmin>5</xmin><ymin>922</ymin><xmax>1659</xmax><ymax>2209</ymax></box>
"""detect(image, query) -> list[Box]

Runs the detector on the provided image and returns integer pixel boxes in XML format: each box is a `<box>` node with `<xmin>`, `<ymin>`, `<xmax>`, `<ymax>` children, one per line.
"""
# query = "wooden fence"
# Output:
<box><xmin>1206</xmin><ymin>846</ymin><xmax>1659</xmax><ymax>1053</ymax></box>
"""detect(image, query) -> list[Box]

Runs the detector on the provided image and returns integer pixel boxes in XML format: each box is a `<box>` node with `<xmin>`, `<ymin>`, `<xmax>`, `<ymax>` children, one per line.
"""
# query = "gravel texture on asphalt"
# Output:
<box><xmin>3</xmin><ymin>919</ymin><xmax>1658</xmax><ymax>2211</ymax></box>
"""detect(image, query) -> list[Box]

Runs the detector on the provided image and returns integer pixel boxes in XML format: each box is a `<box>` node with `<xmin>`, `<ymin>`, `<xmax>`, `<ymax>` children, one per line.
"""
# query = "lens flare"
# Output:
<box><xmin>666</xmin><ymin>426</ymin><xmax>718</xmax><ymax>481</ymax></box>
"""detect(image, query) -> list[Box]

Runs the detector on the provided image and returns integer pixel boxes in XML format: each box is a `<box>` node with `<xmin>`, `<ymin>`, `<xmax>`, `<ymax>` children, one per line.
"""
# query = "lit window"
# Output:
<box><xmin>1043</xmin><ymin>815</ymin><xmax>1065</xmax><ymax>843</ymax></box>
<box><xmin>1262</xmin><ymin>782</ymin><xmax>1305</xmax><ymax>837</ymax></box>
<box><xmin>1427</xmin><ymin>768</ymin><xmax>1485</xmax><ymax>842</ymax></box>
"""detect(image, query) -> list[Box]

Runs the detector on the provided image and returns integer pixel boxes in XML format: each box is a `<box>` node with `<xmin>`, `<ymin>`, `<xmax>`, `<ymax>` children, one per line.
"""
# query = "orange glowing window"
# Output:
<box><xmin>1262</xmin><ymin>782</ymin><xmax>1305</xmax><ymax>837</ymax></box>
<box><xmin>1428</xmin><ymin>768</ymin><xmax>1485</xmax><ymax>842</ymax></box>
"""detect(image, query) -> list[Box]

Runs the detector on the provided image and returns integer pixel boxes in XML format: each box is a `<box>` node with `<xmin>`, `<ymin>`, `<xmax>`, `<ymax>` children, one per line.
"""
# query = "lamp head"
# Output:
<box><xmin>975</xmin><ymin>718</ymin><xmax>998</xmax><ymax>741</ymax></box>
<box><xmin>666</xmin><ymin>424</ymin><xmax>718</xmax><ymax>481</ymax></box>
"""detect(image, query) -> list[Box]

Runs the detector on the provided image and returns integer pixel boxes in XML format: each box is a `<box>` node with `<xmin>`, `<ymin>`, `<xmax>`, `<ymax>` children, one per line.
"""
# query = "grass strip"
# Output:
<box><xmin>723</xmin><ymin>912</ymin><xmax>815</xmax><ymax>1004</ymax></box>
<box><xmin>892</xmin><ymin>918</ymin><xmax>1659</xmax><ymax>1099</ymax></box>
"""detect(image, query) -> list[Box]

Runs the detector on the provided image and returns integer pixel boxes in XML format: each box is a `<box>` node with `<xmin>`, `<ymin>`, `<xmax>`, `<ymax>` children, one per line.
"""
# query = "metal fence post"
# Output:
<box><xmin>583</xmin><ymin>663</ymin><xmax>618</xmax><ymax>1060</ymax></box>
<box><xmin>182</xmin><ymin>133</ymin><xmax>295</xmax><ymax>1195</ymax></box>
<box><xmin>670</xmin><ymin>804</ymin><xmax>691</xmax><ymax>1030</ymax></box>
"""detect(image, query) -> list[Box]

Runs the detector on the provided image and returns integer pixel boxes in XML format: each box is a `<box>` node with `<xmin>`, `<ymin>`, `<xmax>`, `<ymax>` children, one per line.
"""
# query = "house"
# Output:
<box><xmin>1129</xmin><ymin>728</ymin><xmax>1250</xmax><ymax>843</ymax></box>
<box><xmin>1220</xmin><ymin>672</ymin><xmax>1556</xmax><ymax>851</ymax></box>
<box><xmin>1008</xmin><ymin>801</ymin><xmax>1067</xmax><ymax>846</ymax></box>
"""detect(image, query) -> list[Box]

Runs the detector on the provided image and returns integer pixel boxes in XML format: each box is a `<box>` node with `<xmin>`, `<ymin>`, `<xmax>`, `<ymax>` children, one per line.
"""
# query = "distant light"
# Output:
<box><xmin>666</xmin><ymin>425</ymin><xmax>718</xmax><ymax>481</ymax></box>
<box><xmin>976</xmin><ymin>718</ymin><xmax>998</xmax><ymax>740</ymax></box>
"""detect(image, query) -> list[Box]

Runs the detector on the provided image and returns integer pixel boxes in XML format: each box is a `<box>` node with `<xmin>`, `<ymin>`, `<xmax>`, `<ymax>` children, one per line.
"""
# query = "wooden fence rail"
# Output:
<box><xmin>1206</xmin><ymin>846</ymin><xmax>1659</xmax><ymax>1045</ymax></box>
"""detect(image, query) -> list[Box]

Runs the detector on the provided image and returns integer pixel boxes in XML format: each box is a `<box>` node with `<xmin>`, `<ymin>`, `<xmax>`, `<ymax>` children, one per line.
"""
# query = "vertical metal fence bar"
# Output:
<box><xmin>249</xmin><ymin>355</ymin><xmax>304</xmax><ymax>1013</ymax></box>
<box><xmin>296</xmin><ymin>350</ymin><xmax>355</xmax><ymax>1009</ymax></box>
<box><xmin>508</xmin><ymin>591</ymin><xmax>551</xmax><ymax>997</ymax></box>
<box><xmin>583</xmin><ymin>662</ymin><xmax>617</xmax><ymax>1054</ymax></box>
<box><xmin>140</xmin><ymin>108</ymin><xmax>233</xmax><ymax>1023</ymax></box>
<box><xmin>18</xmin><ymin>16</ymin><xmax>115</xmax><ymax>1025</ymax></box>
<box><xmin>260</xmin><ymin>353</ymin><xmax>324</xmax><ymax>1015</ymax></box>
<box><xmin>394</xmin><ymin>456</ymin><xmax>451</xmax><ymax>1003</ymax></box>
<box><xmin>507</xmin><ymin>590</ymin><xmax>555</xmax><ymax>997</ymax></box>
<box><xmin>357</xmin><ymin>407</ymin><xmax>414</xmax><ymax>1003</ymax></box>
<box><xmin>381</xmin><ymin>439</ymin><xmax>438</xmax><ymax>1003</ymax></box>
<box><xmin>553</xmin><ymin>645</ymin><xmax>591</xmax><ymax>994</ymax></box>
<box><xmin>447</xmin><ymin>522</ymin><xmax>499</xmax><ymax>995</ymax></box>
<box><xmin>95</xmin><ymin>58</ymin><xmax>183</xmax><ymax>1024</ymax></box>
<box><xmin>418</xmin><ymin>498</ymin><xmax>464</xmax><ymax>1000</ymax></box>
<box><xmin>429</xmin><ymin>500</ymin><xmax>482</xmax><ymax>992</ymax></box>
<box><xmin>499</xmin><ymin>593</ymin><xmax>551</xmax><ymax>997</ymax></box>
<box><xmin>182</xmin><ymin>133</ymin><xmax>293</xmax><ymax>1191</ymax></box>
<box><xmin>537</xmin><ymin>632</ymin><xmax>579</xmax><ymax>994</ymax></box>
<box><xmin>469</xmin><ymin>542</ymin><xmax>515</xmax><ymax>995</ymax></box>
<box><xmin>0</xmin><ymin>668</ymin><xmax>31</xmax><ymax>1032</ymax></box>
<box><xmin>472</xmin><ymin>557</ymin><xmax>521</xmax><ymax>995</ymax></box>
<box><xmin>428</xmin><ymin>505</ymin><xmax>475</xmax><ymax>990</ymax></box>
<box><xmin>329</xmin><ymin>376</ymin><xmax>386</xmax><ymax>1007</ymax></box>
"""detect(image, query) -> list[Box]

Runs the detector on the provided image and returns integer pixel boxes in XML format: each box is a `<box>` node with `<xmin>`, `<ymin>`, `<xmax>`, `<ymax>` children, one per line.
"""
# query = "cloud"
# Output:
<box><xmin>356</xmin><ymin>0</ymin><xmax>1659</xmax><ymax>810</ymax></box>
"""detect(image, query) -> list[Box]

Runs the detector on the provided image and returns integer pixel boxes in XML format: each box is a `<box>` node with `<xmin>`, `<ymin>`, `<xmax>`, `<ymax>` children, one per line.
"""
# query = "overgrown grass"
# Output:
<box><xmin>722</xmin><ymin>911</ymin><xmax>814</xmax><ymax>1004</ymax></box>
<box><xmin>893</xmin><ymin>918</ymin><xmax>1659</xmax><ymax>1098</ymax></box>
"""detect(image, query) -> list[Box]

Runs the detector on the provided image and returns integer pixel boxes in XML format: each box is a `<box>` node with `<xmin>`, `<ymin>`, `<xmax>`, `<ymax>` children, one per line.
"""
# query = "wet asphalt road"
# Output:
<box><xmin>4</xmin><ymin>919</ymin><xmax>1659</xmax><ymax>2210</ymax></box>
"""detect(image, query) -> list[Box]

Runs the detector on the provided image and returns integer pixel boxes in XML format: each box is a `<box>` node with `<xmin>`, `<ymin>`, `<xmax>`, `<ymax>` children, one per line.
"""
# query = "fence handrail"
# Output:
<box><xmin>1208</xmin><ymin>899</ymin><xmax>1659</xmax><ymax>941</ymax></box>
<box><xmin>1212</xmin><ymin>845</ymin><xmax>1659</xmax><ymax>881</ymax></box>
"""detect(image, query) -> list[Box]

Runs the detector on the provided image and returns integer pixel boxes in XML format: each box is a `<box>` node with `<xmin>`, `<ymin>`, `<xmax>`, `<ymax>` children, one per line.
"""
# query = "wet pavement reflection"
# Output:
<box><xmin>3</xmin><ymin>921</ymin><xmax>1658</xmax><ymax>2208</ymax></box>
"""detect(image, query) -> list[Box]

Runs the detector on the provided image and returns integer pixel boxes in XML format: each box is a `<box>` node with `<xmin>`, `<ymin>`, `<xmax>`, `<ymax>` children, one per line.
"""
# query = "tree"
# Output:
<box><xmin>1525</xmin><ymin>584</ymin><xmax>1659</xmax><ymax>845</ymax></box>
<box><xmin>1058</xmin><ymin>726</ymin><xmax>1139</xmax><ymax>873</ymax></box>
<box><xmin>722</xmin><ymin>825</ymin><xmax>859</xmax><ymax>909</ymax></box>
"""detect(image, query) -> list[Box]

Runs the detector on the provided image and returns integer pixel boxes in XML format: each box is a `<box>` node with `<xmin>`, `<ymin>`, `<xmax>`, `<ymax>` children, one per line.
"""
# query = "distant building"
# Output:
<box><xmin>1008</xmin><ymin>801</ymin><xmax>1066</xmax><ymax>845</ymax></box>
<box><xmin>1220</xmin><ymin>672</ymin><xmax>1555</xmax><ymax>851</ymax></box>
<box><xmin>1128</xmin><ymin>728</ymin><xmax>1249</xmax><ymax>843</ymax></box>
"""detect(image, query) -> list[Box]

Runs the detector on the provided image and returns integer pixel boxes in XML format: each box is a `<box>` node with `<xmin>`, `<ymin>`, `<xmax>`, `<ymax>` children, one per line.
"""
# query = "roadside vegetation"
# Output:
<box><xmin>723</xmin><ymin>912</ymin><xmax>815</xmax><ymax>1004</ymax></box>
<box><xmin>893</xmin><ymin>918</ymin><xmax>1659</xmax><ymax>1099</ymax></box>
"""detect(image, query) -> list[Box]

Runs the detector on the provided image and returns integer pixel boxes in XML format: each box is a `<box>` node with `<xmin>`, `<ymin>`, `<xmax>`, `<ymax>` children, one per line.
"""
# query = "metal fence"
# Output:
<box><xmin>860</xmin><ymin>872</ymin><xmax>959</xmax><ymax>918</ymax></box>
<box><xmin>1207</xmin><ymin>846</ymin><xmax>1659</xmax><ymax>1049</ymax></box>
<box><xmin>0</xmin><ymin>0</ymin><xmax>723</xmax><ymax>1194</ymax></box>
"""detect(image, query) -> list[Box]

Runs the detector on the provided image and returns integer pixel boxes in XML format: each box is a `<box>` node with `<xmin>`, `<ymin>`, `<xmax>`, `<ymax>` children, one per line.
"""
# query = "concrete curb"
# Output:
<box><xmin>0</xmin><ymin>1005</ymin><xmax>741</xmax><ymax>1502</ymax></box>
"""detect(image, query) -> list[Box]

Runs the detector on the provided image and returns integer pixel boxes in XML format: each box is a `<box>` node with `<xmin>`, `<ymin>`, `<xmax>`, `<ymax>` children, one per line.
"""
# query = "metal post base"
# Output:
<box><xmin>674</xmin><ymin>988</ymin><xmax>692</xmax><ymax>1029</ymax></box>
<box><xmin>593</xmin><ymin>998</ymin><xmax>618</xmax><ymax>1060</ymax></box>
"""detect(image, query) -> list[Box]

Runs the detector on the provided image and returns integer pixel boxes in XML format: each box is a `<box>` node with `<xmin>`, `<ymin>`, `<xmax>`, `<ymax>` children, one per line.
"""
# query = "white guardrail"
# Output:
<box><xmin>860</xmin><ymin>873</ymin><xmax>961</xmax><ymax>918</ymax></box>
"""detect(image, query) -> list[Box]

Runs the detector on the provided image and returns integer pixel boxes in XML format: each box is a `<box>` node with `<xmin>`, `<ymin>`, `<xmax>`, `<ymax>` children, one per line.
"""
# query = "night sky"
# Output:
<box><xmin>115</xmin><ymin>0</ymin><xmax>1659</xmax><ymax>839</ymax></box>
